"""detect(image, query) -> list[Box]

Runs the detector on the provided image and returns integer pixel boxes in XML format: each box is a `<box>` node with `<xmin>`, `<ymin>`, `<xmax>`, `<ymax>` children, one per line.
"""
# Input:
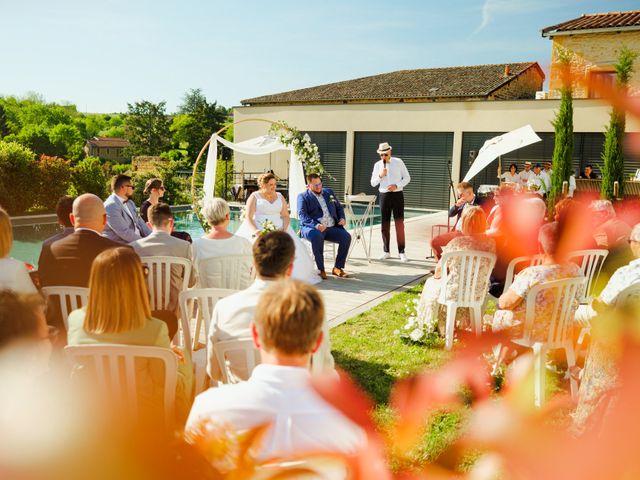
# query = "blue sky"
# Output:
<box><xmin>1</xmin><ymin>0</ymin><xmax>637</xmax><ymax>113</ymax></box>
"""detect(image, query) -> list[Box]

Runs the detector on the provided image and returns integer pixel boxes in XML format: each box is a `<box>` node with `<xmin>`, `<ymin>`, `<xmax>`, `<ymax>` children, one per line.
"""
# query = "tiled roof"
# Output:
<box><xmin>542</xmin><ymin>10</ymin><xmax>640</xmax><ymax>36</ymax></box>
<box><xmin>241</xmin><ymin>62</ymin><xmax>544</xmax><ymax>105</ymax></box>
<box><xmin>86</xmin><ymin>136</ymin><xmax>129</xmax><ymax>148</ymax></box>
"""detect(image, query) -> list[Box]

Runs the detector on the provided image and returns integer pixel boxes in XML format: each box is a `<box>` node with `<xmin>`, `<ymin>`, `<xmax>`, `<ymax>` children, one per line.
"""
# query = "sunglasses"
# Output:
<box><xmin>124</xmin><ymin>184</ymin><xmax>135</xmax><ymax>190</ymax></box>
<box><xmin>379</xmin><ymin>152</ymin><xmax>390</xmax><ymax>157</ymax></box>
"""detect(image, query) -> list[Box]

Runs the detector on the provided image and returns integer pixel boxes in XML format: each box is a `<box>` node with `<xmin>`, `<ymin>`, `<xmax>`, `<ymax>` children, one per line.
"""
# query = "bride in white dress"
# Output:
<box><xmin>235</xmin><ymin>173</ymin><xmax>321</xmax><ymax>285</ymax></box>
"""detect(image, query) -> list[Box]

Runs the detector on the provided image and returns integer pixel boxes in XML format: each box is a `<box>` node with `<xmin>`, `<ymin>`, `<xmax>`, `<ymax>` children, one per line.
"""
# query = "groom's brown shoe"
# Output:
<box><xmin>332</xmin><ymin>267</ymin><xmax>349</xmax><ymax>278</ymax></box>
<box><xmin>319</xmin><ymin>270</ymin><xmax>328</xmax><ymax>280</ymax></box>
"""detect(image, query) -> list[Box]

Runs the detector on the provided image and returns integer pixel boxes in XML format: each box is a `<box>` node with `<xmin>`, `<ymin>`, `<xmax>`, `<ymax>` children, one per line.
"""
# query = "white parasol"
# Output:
<box><xmin>462</xmin><ymin>125</ymin><xmax>542</xmax><ymax>183</ymax></box>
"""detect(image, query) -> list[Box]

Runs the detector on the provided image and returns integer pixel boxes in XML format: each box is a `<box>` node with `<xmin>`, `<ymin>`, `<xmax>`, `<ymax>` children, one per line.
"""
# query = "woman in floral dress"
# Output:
<box><xmin>415</xmin><ymin>206</ymin><xmax>496</xmax><ymax>336</ymax></box>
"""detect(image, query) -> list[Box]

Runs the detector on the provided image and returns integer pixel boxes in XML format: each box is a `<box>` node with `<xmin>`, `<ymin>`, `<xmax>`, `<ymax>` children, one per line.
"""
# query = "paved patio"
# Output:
<box><xmin>317</xmin><ymin>210</ymin><xmax>449</xmax><ymax>328</ymax></box>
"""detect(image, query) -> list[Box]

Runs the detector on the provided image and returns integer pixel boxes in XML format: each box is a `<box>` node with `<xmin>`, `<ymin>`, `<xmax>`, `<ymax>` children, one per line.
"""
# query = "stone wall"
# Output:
<box><xmin>491</xmin><ymin>67</ymin><xmax>545</xmax><ymax>100</ymax></box>
<box><xmin>548</xmin><ymin>31</ymin><xmax>640</xmax><ymax>98</ymax></box>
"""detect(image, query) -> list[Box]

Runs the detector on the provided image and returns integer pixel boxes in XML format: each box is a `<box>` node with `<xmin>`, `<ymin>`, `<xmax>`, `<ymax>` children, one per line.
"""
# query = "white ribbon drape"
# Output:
<box><xmin>202</xmin><ymin>134</ymin><xmax>306</xmax><ymax>218</ymax></box>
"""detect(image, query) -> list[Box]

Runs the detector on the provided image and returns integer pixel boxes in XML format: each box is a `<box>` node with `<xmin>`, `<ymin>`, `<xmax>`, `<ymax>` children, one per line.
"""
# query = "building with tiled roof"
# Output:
<box><xmin>541</xmin><ymin>10</ymin><xmax>640</xmax><ymax>98</ymax></box>
<box><xmin>83</xmin><ymin>136</ymin><xmax>130</xmax><ymax>162</ymax></box>
<box><xmin>242</xmin><ymin>62</ymin><xmax>544</xmax><ymax>106</ymax></box>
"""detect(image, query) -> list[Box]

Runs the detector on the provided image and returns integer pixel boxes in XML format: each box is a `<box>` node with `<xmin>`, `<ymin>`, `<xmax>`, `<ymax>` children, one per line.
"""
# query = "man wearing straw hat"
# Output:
<box><xmin>370</xmin><ymin>142</ymin><xmax>411</xmax><ymax>262</ymax></box>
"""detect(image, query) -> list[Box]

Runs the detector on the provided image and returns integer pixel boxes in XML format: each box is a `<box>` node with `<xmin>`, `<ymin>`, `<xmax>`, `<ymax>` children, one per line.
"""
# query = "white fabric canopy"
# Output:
<box><xmin>203</xmin><ymin>134</ymin><xmax>306</xmax><ymax>218</ymax></box>
<box><xmin>463</xmin><ymin>125</ymin><xmax>542</xmax><ymax>183</ymax></box>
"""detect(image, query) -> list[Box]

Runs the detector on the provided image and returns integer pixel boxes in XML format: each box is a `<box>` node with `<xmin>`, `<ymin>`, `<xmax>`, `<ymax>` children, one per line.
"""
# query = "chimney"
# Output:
<box><xmin>503</xmin><ymin>65</ymin><xmax>510</xmax><ymax>77</ymax></box>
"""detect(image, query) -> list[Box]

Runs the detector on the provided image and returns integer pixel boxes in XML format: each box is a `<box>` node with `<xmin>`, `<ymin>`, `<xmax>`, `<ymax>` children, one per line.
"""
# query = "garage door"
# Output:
<box><xmin>353</xmin><ymin>132</ymin><xmax>454</xmax><ymax>209</ymax></box>
<box><xmin>305</xmin><ymin>131</ymin><xmax>346</xmax><ymax>201</ymax></box>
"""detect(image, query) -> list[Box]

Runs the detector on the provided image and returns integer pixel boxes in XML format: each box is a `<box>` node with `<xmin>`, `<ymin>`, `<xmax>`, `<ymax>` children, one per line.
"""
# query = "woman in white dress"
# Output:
<box><xmin>236</xmin><ymin>173</ymin><xmax>321</xmax><ymax>285</ymax></box>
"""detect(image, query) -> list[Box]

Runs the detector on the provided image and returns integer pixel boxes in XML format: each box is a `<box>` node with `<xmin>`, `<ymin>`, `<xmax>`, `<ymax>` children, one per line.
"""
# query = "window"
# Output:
<box><xmin>589</xmin><ymin>70</ymin><xmax>616</xmax><ymax>99</ymax></box>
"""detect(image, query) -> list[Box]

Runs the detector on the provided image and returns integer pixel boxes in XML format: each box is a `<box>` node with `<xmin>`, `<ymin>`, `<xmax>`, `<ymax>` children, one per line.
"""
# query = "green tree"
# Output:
<box><xmin>35</xmin><ymin>155</ymin><xmax>72</xmax><ymax>210</ymax></box>
<box><xmin>547</xmin><ymin>47</ymin><xmax>574</xmax><ymax>214</ymax></box>
<box><xmin>123</xmin><ymin>100</ymin><xmax>171</xmax><ymax>156</ymax></box>
<box><xmin>0</xmin><ymin>103</ymin><xmax>10</xmax><ymax>138</ymax></box>
<box><xmin>49</xmin><ymin>123</ymin><xmax>84</xmax><ymax>160</ymax></box>
<box><xmin>0</xmin><ymin>140</ymin><xmax>37</xmax><ymax>214</ymax></box>
<box><xmin>601</xmin><ymin>46</ymin><xmax>638</xmax><ymax>200</ymax></box>
<box><xmin>70</xmin><ymin>156</ymin><xmax>109</xmax><ymax>198</ymax></box>
<box><xmin>174</xmin><ymin>88</ymin><xmax>228</xmax><ymax>161</ymax></box>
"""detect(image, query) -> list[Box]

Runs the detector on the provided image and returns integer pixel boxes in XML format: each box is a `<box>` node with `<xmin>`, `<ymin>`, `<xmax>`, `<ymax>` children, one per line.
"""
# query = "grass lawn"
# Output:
<box><xmin>330</xmin><ymin>282</ymin><xmax>568</xmax><ymax>470</ymax></box>
<box><xmin>329</xmin><ymin>282</ymin><xmax>467</xmax><ymax>468</ymax></box>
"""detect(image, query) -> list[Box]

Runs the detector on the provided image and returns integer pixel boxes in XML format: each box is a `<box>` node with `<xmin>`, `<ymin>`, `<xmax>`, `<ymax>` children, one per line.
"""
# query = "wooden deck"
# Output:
<box><xmin>318</xmin><ymin>211</ymin><xmax>448</xmax><ymax>328</ymax></box>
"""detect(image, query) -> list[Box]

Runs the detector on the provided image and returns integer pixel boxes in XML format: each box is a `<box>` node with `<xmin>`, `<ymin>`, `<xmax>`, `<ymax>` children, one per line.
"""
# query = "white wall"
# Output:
<box><xmin>232</xmin><ymin>98</ymin><xmax>639</xmax><ymax>184</ymax></box>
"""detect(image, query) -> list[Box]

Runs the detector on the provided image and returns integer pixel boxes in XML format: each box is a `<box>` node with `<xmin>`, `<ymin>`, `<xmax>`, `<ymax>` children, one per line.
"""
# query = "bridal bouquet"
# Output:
<box><xmin>257</xmin><ymin>219</ymin><xmax>278</xmax><ymax>236</ymax></box>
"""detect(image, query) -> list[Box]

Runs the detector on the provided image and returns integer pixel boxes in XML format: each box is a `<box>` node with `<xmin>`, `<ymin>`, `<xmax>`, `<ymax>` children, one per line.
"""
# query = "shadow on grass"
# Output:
<box><xmin>332</xmin><ymin>350</ymin><xmax>396</xmax><ymax>405</ymax></box>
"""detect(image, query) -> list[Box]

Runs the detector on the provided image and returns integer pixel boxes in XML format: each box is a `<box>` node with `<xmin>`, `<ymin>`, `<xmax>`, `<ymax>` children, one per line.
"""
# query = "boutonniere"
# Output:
<box><xmin>329</xmin><ymin>194</ymin><xmax>337</xmax><ymax>204</ymax></box>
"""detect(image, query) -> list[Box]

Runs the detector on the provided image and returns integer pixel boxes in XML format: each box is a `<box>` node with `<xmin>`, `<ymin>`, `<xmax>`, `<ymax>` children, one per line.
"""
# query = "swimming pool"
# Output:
<box><xmin>10</xmin><ymin>205</ymin><xmax>431</xmax><ymax>268</ymax></box>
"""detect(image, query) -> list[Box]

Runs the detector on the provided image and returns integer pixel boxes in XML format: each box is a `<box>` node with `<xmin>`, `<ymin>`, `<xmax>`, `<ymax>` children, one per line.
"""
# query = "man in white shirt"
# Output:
<box><xmin>370</xmin><ymin>142</ymin><xmax>411</xmax><ymax>262</ymax></box>
<box><xmin>519</xmin><ymin>161</ymin><xmax>534</xmax><ymax>188</ymax></box>
<box><xmin>187</xmin><ymin>280</ymin><xmax>363</xmax><ymax>459</ymax></box>
<box><xmin>207</xmin><ymin>231</ymin><xmax>334</xmax><ymax>382</ymax></box>
<box><xmin>529</xmin><ymin>164</ymin><xmax>550</xmax><ymax>196</ymax></box>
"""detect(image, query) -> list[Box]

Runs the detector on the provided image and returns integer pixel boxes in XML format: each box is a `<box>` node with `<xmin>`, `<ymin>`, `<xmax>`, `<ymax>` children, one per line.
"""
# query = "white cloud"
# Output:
<box><xmin>473</xmin><ymin>0</ymin><xmax>570</xmax><ymax>34</ymax></box>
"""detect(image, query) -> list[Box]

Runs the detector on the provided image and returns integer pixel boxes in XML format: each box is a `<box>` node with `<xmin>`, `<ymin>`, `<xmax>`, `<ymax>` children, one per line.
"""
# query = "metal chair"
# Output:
<box><xmin>438</xmin><ymin>250</ymin><xmax>497</xmax><ymax>350</ymax></box>
<box><xmin>139</xmin><ymin>256</ymin><xmax>192</xmax><ymax>311</ymax></box>
<box><xmin>344</xmin><ymin>194</ymin><xmax>377</xmax><ymax>262</ymax></box>
<box><xmin>65</xmin><ymin>344</ymin><xmax>178</xmax><ymax>428</ymax></box>
<box><xmin>41</xmin><ymin>286</ymin><xmax>89</xmax><ymax>331</ymax></box>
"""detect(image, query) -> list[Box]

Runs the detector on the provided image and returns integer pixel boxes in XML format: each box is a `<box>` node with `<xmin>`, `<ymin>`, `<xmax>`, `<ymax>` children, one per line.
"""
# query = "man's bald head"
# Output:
<box><xmin>71</xmin><ymin>194</ymin><xmax>107</xmax><ymax>232</ymax></box>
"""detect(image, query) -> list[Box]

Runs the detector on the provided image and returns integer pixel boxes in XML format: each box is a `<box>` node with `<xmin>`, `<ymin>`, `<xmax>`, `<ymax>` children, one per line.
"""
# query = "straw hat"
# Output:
<box><xmin>377</xmin><ymin>142</ymin><xmax>392</xmax><ymax>154</ymax></box>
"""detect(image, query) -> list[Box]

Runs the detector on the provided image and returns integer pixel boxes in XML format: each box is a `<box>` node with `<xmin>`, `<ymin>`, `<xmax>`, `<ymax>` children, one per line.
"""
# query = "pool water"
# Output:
<box><xmin>11</xmin><ymin>205</ymin><xmax>430</xmax><ymax>268</ymax></box>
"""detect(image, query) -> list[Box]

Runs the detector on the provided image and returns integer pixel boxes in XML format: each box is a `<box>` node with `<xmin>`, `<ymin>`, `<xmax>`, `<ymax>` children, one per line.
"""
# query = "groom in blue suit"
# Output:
<box><xmin>298</xmin><ymin>173</ymin><xmax>351</xmax><ymax>279</ymax></box>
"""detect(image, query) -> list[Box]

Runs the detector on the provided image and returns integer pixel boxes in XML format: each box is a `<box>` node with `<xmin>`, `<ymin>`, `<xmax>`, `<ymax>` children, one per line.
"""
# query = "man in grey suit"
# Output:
<box><xmin>103</xmin><ymin>174</ymin><xmax>151</xmax><ymax>243</ymax></box>
<box><xmin>130</xmin><ymin>203</ymin><xmax>195</xmax><ymax>337</ymax></box>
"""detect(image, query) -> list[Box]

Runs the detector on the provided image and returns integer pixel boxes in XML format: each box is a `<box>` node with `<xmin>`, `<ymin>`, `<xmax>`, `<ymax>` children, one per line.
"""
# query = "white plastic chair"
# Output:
<box><xmin>212</xmin><ymin>338</ymin><xmax>259</xmax><ymax>384</ymax></box>
<box><xmin>139</xmin><ymin>256</ymin><xmax>192</xmax><ymax>311</ymax></box>
<box><xmin>64</xmin><ymin>344</ymin><xmax>178</xmax><ymax>428</ymax></box>
<box><xmin>503</xmin><ymin>254</ymin><xmax>545</xmax><ymax>292</ymax></box>
<box><xmin>178</xmin><ymin>288</ymin><xmax>237</xmax><ymax>393</ymax></box>
<box><xmin>41</xmin><ymin>286</ymin><xmax>89</xmax><ymax>331</ymax></box>
<box><xmin>567</xmin><ymin>249</ymin><xmax>608</xmax><ymax>303</ymax></box>
<box><xmin>511</xmin><ymin>277</ymin><xmax>585</xmax><ymax>407</ymax></box>
<box><xmin>197</xmin><ymin>255</ymin><xmax>253</xmax><ymax>289</ymax></box>
<box><xmin>438</xmin><ymin>250</ymin><xmax>497</xmax><ymax>350</ymax></box>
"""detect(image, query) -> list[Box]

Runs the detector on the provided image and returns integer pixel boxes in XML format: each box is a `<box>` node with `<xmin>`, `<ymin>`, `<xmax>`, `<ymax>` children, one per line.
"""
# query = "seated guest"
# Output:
<box><xmin>590</xmin><ymin>200</ymin><xmax>634</xmax><ymax>294</ymax></box>
<box><xmin>0</xmin><ymin>207</ymin><xmax>37</xmax><ymax>293</ymax></box>
<box><xmin>430</xmin><ymin>182</ymin><xmax>479</xmax><ymax>260</ymax></box>
<box><xmin>207</xmin><ymin>231</ymin><xmax>334</xmax><ymax>382</ymax></box>
<box><xmin>140</xmin><ymin>178</ymin><xmax>165</xmax><ymax>223</ymax></box>
<box><xmin>581</xmin><ymin>165</ymin><xmax>598</xmax><ymax>179</ymax></box>
<box><xmin>103</xmin><ymin>174</ymin><xmax>151</xmax><ymax>243</ymax></box>
<box><xmin>192</xmin><ymin>198</ymin><xmax>252</xmax><ymax>287</ymax></box>
<box><xmin>39</xmin><ymin>194</ymin><xmax>124</xmax><ymax>288</ymax></box>
<box><xmin>42</xmin><ymin>196</ymin><xmax>75</xmax><ymax>247</ymax></box>
<box><xmin>0</xmin><ymin>290</ymin><xmax>51</xmax><ymax>364</ymax></box>
<box><xmin>490</xmin><ymin>222</ymin><xmax>583</xmax><ymax>340</ymax></box>
<box><xmin>67</xmin><ymin>247</ymin><xmax>193</xmax><ymax>422</ymax></box>
<box><xmin>417</xmin><ymin>207</ymin><xmax>495</xmax><ymax>335</ymax></box>
<box><xmin>187</xmin><ymin>280</ymin><xmax>363</xmax><ymax>459</ymax></box>
<box><xmin>130</xmin><ymin>203</ymin><xmax>195</xmax><ymax>339</ymax></box>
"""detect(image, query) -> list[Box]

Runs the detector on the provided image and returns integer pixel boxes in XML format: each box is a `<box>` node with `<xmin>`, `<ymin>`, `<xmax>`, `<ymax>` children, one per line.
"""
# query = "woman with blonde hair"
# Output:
<box><xmin>0</xmin><ymin>207</ymin><xmax>37</xmax><ymax>293</ymax></box>
<box><xmin>235</xmin><ymin>172</ymin><xmax>320</xmax><ymax>284</ymax></box>
<box><xmin>66</xmin><ymin>247</ymin><xmax>193</xmax><ymax>421</ymax></box>
<box><xmin>413</xmin><ymin>206</ymin><xmax>496</xmax><ymax>337</ymax></box>
<box><xmin>140</xmin><ymin>178</ymin><xmax>165</xmax><ymax>223</ymax></box>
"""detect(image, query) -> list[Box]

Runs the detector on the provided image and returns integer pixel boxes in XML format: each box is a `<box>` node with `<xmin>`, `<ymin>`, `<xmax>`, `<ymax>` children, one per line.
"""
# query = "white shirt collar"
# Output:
<box><xmin>250</xmin><ymin>364</ymin><xmax>310</xmax><ymax>384</ymax></box>
<box><xmin>116</xmin><ymin>193</ymin><xmax>129</xmax><ymax>203</ymax></box>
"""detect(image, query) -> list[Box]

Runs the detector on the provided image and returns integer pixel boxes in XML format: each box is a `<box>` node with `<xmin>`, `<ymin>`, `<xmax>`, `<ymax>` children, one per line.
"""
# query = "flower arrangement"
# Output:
<box><xmin>269</xmin><ymin>121</ymin><xmax>329</xmax><ymax>177</ymax></box>
<box><xmin>257</xmin><ymin>219</ymin><xmax>278</xmax><ymax>236</ymax></box>
<box><xmin>395</xmin><ymin>298</ymin><xmax>437</xmax><ymax>344</ymax></box>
